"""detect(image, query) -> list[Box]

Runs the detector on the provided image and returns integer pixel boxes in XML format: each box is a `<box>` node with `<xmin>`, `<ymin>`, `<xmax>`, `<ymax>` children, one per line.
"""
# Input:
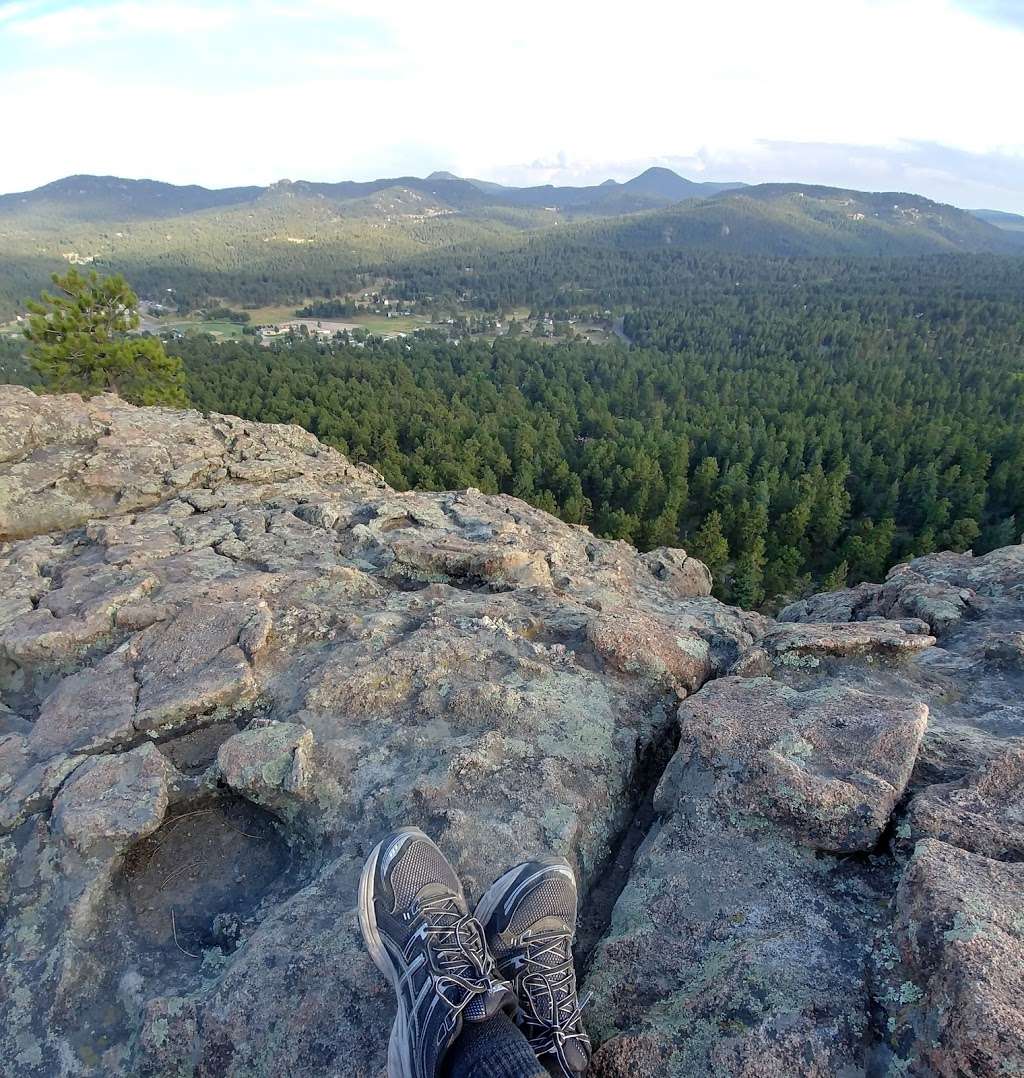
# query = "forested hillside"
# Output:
<box><xmin>381</xmin><ymin>236</ymin><xmax>1024</xmax><ymax>314</ymax></box>
<box><xmin>1</xmin><ymin>170</ymin><xmax>1018</xmax><ymax>321</ymax></box>
<box><xmin>178</xmin><ymin>255</ymin><xmax>1024</xmax><ymax>607</ymax></box>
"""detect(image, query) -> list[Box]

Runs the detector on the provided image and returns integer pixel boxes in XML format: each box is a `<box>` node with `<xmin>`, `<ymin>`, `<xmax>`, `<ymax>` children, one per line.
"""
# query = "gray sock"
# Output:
<box><xmin>444</xmin><ymin>1011</ymin><xmax>547</xmax><ymax>1078</ymax></box>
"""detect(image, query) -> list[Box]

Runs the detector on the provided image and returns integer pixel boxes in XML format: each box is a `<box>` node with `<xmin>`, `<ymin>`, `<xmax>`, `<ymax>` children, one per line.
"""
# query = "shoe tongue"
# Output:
<box><xmin>417</xmin><ymin>882</ymin><xmax>463</xmax><ymax>909</ymax></box>
<box><xmin>531</xmin><ymin>985</ymin><xmax>559</xmax><ymax>1025</ymax></box>
<box><xmin>462</xmin><ymin>982</ymin><xmax>518</xmax><ymax>1023</ymax></box>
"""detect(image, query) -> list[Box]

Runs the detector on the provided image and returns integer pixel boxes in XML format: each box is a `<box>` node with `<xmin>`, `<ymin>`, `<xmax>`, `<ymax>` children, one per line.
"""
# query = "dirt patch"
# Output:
<box><xmin>122</xmin><ymin>795</ymin><xmax>291</xmax><ymax>960</ymax></box>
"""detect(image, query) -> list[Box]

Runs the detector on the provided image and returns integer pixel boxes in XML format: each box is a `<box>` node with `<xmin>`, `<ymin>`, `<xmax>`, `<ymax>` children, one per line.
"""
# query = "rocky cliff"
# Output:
<box><xmin>1</xmin><ymin>385</ymin><xmax>1021</xmax><ymax>1077</ymax></box>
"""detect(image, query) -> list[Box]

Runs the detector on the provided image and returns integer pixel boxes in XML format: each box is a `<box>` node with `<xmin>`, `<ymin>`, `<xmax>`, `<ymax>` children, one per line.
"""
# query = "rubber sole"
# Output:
<box><xmin>357</xmin><ymin>826</ymin><xmax>428</xmax><ymax>1078</ymax></box>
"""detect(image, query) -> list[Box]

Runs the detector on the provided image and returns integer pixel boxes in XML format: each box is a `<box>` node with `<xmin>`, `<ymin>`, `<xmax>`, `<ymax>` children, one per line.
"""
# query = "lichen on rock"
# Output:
<box><xmin>1</xmin><ymin>388</ymin><xmax>1022</xmax><ymax>1076</ymax></box>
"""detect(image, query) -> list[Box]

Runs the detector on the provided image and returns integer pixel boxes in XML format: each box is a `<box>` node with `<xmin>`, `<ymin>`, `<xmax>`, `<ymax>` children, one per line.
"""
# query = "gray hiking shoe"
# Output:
<box><xmin>475</xmin><ymin>858</ymin><xmax>592</xmax><ymax>1077</ymax></box>
<box><xmin>357</xmin><ymin>827</ymin><xmax>517</xmax><ymax>1078</ymax></box>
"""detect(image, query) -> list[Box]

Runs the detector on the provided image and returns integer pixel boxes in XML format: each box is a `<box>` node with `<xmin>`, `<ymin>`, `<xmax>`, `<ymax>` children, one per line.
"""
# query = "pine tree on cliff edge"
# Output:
<box><xmin>24</xmin><ymin>269</ymin><xmax>187</xmax><ymax>406</ymax></box>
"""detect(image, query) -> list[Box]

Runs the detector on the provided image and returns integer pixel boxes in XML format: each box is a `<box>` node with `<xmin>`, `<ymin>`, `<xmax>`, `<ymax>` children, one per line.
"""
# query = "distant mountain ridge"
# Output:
<box><xmin>569</xmin><ymin>181</ymin><xmax>1024</xmax><ymax>257</ymax></box>
<box><xmin>0</xmin><ymin>174</ymin><xmax>264</xmax><ymax>222</ymax></box>
<box><xmin>2</xmin><ymin>169</ymin><xmax>1016</xmax><ymax>256</ymax></box>
<box><xmin>0</xmin><ymin>167</ymin><xmax>742</xmax><ymax>221</ymax></box>
<box><xmin>969</xmin><ymin>207</ymin><xmax>1024</xmax><ymax>232</ymax></box>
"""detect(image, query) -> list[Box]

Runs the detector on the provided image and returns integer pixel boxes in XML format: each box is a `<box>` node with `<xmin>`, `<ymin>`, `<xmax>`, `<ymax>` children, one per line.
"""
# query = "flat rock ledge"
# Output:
<box><xmin>1</xmin><ymin>388</ymin><xmax>1022</xmax><ymax>1077</ymax></box>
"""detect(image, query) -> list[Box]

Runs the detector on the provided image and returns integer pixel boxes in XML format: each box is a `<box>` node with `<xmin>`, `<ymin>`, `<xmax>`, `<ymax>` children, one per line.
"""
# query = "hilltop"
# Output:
<box><xmin>0</xmin><ymin>174</ymin><xmax>265</xmax><ymax>222</ymax></box>
<box><xmin>0</xmin><ymin>386</ymin><xmax>1021</xmax><ymax>1075</ymax></box>
<box><xmin>589</xmin><ymin>182</ymin><xmax>1024</xmax><ymax>256</ymax></box>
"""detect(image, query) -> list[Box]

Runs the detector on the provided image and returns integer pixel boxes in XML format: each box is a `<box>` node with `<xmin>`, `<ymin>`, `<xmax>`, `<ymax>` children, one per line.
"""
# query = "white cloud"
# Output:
<box><xmin>6</xmin><ymin>1</ymin><xmax>235</xmax><ymax>45</ymax></box>
<box><xmin>0</xmin><ymin>2</ymin><xmax>41</xmax><ymax>26</ymax></box>
<box><xmin>0</xmin><ymin>0</ymin><xmax>1022</xmax><ymax>208</ymax></box>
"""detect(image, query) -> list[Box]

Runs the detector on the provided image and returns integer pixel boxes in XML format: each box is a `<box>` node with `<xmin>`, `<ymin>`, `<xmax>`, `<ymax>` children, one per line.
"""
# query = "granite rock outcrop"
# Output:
<box><xmin>1</xmin><ymin>387</ymin><xmax>1021</xmax><ymax>1077</ymax></box>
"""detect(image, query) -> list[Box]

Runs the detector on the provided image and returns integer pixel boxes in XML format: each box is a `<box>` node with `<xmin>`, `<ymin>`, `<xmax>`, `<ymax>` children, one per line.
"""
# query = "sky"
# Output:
<box><xmin>1</xmin><ymin>0</ymin><xmax>1023</xmax><ymax>211</ymax></box>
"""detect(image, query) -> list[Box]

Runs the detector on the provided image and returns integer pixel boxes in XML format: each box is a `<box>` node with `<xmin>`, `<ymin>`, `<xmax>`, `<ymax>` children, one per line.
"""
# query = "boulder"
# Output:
<box><xmin>587</xmin><ymin>609</ymin><xmax>713</xmax><ymax>695</ymax></box>
<box><xmin>669</xmin><ymin>676</ymin><xmax>928</xmax><ymax>852</ymax></box>
<box><xmin>29</xmin><ymin>649</ymin><xmax>139</xmax><ymax>758</ymax></box>
<box><xmin>902</xmin><ymin>746</ymin><xmax>1024</xmax><ymax>860</ymax></box>
<box><xmin>759</xmin><ymin>618</ymin><xmax>933</xmax><ymax>662</ymax></box>
<box><xmin>892</xmin><ymin>840</ymin><xmax>1024</xmax><ymax>1077</ymax></box>
<box><xmin>0</xmin><ymin>734</ymin><xmax>85</xmax><ymax>833</ymax></box>
<box><xmin>130</xmin><ymin>601</ymin><xmax>270</xmax><ymax>733</ymax></box>
<box><xmin>639</xmin><ymin>546</ymin><xmax>713</xmax><ymax>598</ymax></box>
<box><xmin>216</xmin><ymin>722</ymin><xmax>344</xmax><ymax>829</ymax></box>
<box><xmin>50</xmin><ymin>744</ymin><xmax>176</xmax><ymax>855</ymax></box>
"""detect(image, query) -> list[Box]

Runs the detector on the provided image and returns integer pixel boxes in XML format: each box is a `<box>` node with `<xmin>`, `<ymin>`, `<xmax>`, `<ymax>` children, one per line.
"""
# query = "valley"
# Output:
<box><xmin>3</xmin><ymin>168</ymin><xmax>1023</xmax><ymax>612</ymax></box>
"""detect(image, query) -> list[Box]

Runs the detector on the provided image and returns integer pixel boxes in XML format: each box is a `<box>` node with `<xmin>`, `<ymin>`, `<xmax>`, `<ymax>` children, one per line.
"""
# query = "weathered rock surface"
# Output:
<box><xmin>639</xmin><ymin>545</ymin><xmax>714</xmax><ymax>599</ymax></box>
<box><xmin>780</xmin><ymin>545</ymin><xmax>1024</xmax><ymax>787</ymax></box>
<box><xmin>900</xmin><ymin>745</ymin><xmax>1024</xmax><ymax>861</ymax></box>
<box><xmin>672</xmin><ymin>676</ymin><xmax>928</xmax><ymax>853</ymax></box>
<box><xmin>51</xmin><ymin>743</ymin><xmax>176</xmax><ymax>855</ymax></box>
<box><xmin>1</xmin><ymin>388</ymin><xmax>1021</xmax><ymax>1077</ymax></box>
<box><xmin>887</xmin><ymin>840</ymin><xmax>1024</xmax><ymax>1077</ymax></box>
<box><xmin>584</xmin><ymin>674</ymin><xmax>928</xmax><ymax>1075</ymax></box>
<box><xmin>730</xmin><ymin>618</ymin><xmax>936</xmax><ymax>677</ymax></box>
<box><xmin>0</xmin><ymin>384</ymin><xmax>382</xmax><ymax>542</ymax></box>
